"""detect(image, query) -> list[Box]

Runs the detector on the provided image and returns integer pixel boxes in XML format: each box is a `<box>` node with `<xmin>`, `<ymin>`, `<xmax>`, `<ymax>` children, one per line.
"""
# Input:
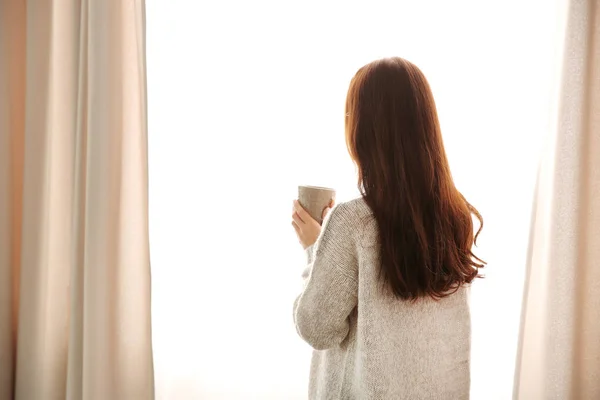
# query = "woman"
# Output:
<box><xmin>291</xmin><ymin>57</ymin><xmax>484</xmax><ymax>400</ymax></box>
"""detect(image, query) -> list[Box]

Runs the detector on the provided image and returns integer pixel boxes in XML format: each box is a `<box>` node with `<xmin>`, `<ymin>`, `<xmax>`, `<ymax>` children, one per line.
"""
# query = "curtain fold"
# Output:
<box><xmin>514</xmin><ymin>0</ymin><xmax>600</xmax><ymax>398</ymax></box>
<box><xmin>0</xmin><ymin>1</ymin><xmax>154</xmax><ymax>399</ymax></box>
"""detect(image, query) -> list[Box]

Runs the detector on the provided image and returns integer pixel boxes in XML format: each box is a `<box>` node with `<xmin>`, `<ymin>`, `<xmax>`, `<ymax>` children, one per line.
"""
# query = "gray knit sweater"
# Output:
<box><xmin>293</xmin><ymin>198</ymin><xmax>471</xmax><ymax>400</ymax></box>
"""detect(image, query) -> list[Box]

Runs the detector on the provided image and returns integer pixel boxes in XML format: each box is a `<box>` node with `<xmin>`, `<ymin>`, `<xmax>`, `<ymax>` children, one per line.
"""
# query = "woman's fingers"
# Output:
<box><xmin>291</xmin><ymin>199</ymin><xmax>323</xmax><ymax>249</ymax></box>
<box><xmin>293</xmin><ymin>200</ymin><xmax>313</xmax><ymax>223</ymax></box>
<box><xmin>292</xmin><ymin>212</ymin><xmax>304</xmax><ymax>226</ymax></box>
<box><xmin>322</xmin><ymin>198</ymin><xmax>335</xmax><ymax>220</ymax></box>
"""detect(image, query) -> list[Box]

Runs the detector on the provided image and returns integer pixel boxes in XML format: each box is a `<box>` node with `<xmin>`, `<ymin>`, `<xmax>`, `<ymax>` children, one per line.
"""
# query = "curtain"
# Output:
<box><xmin>514</xmin><ymin>0</ymin><xmax>600</xmax><ymax>398</ymax></box>
<box><xmin>0</xmin><ymin>1</ymin><xmax>154</xmax><ymax>399</ymax></box>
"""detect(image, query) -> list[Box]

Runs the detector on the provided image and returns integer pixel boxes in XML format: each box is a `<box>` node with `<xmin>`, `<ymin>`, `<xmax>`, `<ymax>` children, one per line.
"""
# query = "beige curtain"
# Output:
<box><xmin>514</xmin><ymin>0</ymin><xmax>600</xmax><ymax>399</ymax></box>
<box><xmin>0</xmin><ymin>1</ymin><xmax>154</xmax><ymax>399</ymax></box>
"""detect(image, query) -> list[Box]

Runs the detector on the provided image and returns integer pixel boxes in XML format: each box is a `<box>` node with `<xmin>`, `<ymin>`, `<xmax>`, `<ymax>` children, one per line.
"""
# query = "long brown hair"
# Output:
<box><xmin>345</xmin><ymin>57</ymin><xmax>485</xmax><ymax>300</ymax></box>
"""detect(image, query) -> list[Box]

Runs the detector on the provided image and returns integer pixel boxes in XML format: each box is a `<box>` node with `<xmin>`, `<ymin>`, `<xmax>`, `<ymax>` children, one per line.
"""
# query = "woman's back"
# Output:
<box><xmin>295</xmin><ymin>198</ymin><xmax>471</xmax><ymax>400</ymax></box>
<box><xmin>292</xmin><ymin>57</ymin><xmax>482</xmax><ymax>399</ymax></box>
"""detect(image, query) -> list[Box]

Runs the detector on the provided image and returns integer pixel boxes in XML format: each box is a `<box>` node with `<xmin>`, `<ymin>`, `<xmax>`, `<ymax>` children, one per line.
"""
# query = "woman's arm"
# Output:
<box><xmin>293</xmin><ymin>203</ymin><xmax>358</xmax><ymax>350</ymax></box>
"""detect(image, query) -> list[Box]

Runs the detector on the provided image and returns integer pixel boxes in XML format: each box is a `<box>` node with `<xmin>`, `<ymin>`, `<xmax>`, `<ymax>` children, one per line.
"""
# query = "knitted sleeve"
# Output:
<box><xmin>293</xmin><ymin>203</ymin><xmax>358</xmax><ymax>350</ymax></box>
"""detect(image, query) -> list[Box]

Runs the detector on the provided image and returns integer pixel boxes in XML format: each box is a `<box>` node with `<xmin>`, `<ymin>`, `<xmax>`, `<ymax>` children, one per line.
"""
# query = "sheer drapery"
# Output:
<box><xmin>0</xmin><ymin>1</ymin><xmax>154</xmax><ymax>398</ymax></box>
<box><xmin>514</xmin><ymin>0</ymin><xmax>600</xmax><ymax>398</ymax></box>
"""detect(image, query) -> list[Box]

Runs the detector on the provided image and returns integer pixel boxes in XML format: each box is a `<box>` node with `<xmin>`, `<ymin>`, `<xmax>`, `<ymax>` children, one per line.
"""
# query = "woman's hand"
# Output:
<box><xmin>291</xmin><ymin>200</ymin><xmax>334</xmax><ymax>249</ymax></box>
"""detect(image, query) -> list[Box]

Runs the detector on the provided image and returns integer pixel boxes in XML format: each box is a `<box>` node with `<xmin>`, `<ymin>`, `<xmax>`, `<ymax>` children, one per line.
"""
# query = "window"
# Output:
<box><xmin>147</xmin><ymin>1</ymin><xmax>563</xmax><ymax>398</ymax></box>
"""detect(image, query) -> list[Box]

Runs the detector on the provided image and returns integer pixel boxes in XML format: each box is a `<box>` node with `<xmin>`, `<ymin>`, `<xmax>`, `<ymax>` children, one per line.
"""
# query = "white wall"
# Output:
<box><xmin>147</xmin><ymin>1</ymin><xmax>564</xmax><ymax>398</ymax></box>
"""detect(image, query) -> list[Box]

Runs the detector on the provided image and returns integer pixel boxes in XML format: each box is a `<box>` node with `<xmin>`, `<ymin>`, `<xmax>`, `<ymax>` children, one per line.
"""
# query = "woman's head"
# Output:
<box><xmin>345</xmin><ymin>57</ymin><xmax>484</xmax><ymax>300</ymax></box>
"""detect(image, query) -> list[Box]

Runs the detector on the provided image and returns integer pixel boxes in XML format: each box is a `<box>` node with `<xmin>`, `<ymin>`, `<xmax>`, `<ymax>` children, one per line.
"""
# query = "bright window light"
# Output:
<box><xmin>147</xmin><ymin>1</ymin><xmax>564</xmax><ymax>398</ymax></box>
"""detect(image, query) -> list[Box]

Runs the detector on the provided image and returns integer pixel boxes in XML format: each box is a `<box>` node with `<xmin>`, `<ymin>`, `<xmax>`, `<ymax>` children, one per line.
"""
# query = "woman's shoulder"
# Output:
<box><xmin>333</xmin><ymin>197</ymin><xmax>373</xmax><ymax>220</ymax></box>
<box><xmin>328</xmin><ymin>198</ymin><xmax>378</xmax><ymax>247</ymax></box>
<box><xmin>327</xmin><ymin>197</ymin><xmax>374</xmax><ymax>234</ymax></box>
